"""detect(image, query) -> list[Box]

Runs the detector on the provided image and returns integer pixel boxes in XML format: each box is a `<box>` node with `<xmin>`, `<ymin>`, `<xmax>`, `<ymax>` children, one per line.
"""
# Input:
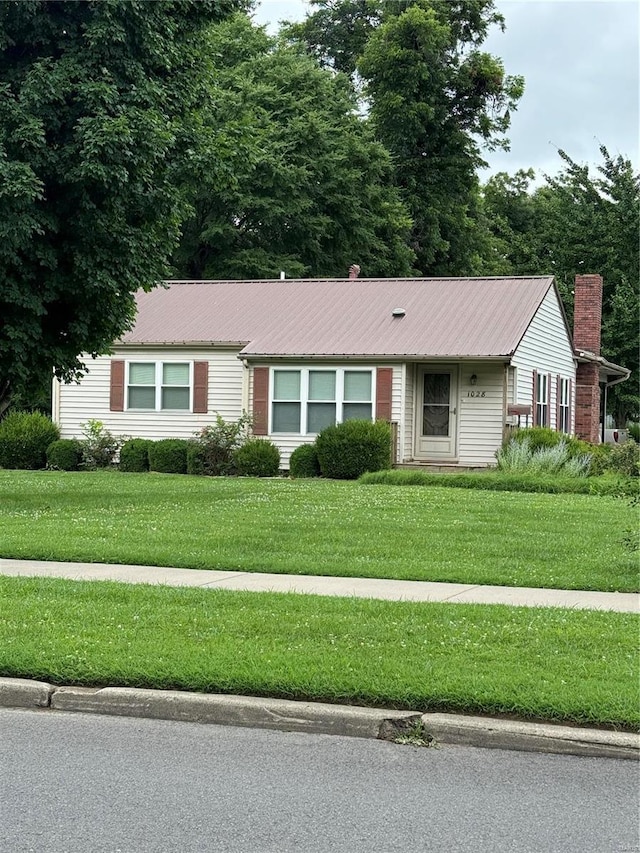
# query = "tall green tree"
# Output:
<box><xmin>287</xmin><ymin>0</ymin><xmax>523</xmax><ymax>275</ymax></box>
<box><xmin>482</xmin><ymin>148</ymin><xmax>639</xmax><ymax>424</ymax></box>
<box><xmin>173</xmin><ymin>13</ymin><xmax>415</xmax><ymax>280</ymax></box>
<box><xmin>0</xmin><ymin>0</ymin><xmax>239</xmax><ymax>415</ymax></box>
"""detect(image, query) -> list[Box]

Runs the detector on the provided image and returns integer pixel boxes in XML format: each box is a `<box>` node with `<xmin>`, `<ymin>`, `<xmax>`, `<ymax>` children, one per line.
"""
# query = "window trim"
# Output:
<box><xmin>558</xmin><ymin>376</ymin><xmax>571</xmax><ymax>434</ymax></box>
<box><xmin>126</xmin><ymin>360</ymin><xmax>193</xmax><ymax>412</ymax></box>
<box><xmin>269</xmin><ymin>366</ymin><xmax>375</xmax><ymax>435</ymax></box>
<box><xmin>535</xmin><ymin>372</ymin><xmax>549</xmax><ymax>427</ymax></box>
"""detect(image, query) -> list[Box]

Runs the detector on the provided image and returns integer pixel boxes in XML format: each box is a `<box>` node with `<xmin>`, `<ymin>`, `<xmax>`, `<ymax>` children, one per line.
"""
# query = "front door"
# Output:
<box><xmin>414</xmin><ymin>367</ymin><xmax>458</xmax><ymax>460</ymax></box>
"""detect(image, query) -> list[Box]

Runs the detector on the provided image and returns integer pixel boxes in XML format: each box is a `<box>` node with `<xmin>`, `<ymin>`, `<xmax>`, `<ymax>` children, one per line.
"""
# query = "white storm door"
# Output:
<box><xmin>415</xmin><ymin>367</ymin><xmax>458</xmax><ymax>460</ymax></box>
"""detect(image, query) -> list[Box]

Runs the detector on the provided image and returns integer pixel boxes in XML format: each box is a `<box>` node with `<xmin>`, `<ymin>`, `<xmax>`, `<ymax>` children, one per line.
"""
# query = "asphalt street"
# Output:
<box><xmin>1</xmin><ymin>708</ymin><xmax>638</xmax><ymax>853</ymax></box>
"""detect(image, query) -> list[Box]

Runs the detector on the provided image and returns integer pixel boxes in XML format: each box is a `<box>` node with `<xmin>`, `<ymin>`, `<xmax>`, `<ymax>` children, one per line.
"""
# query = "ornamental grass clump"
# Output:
<box><xmin>496</xmin><ymin>437</ymin><xmax>590</xmax><ymax>477</ymax></box>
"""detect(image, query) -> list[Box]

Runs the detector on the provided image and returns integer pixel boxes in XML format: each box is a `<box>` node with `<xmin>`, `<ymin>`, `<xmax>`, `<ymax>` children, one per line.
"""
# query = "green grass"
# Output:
<box><xmin>1</xmin><ymin>576</ymin><xmax>637</xmax><ymax>729</ymax></box>
<box><xmin>0</xmin><ymin>470</ymin><xmax>637</xmax><ymax>591</ymax></box>
<box><xmin>360</xmin><ymin>468</ymin><xmax>638</xmax><ymax>495</ymax></box>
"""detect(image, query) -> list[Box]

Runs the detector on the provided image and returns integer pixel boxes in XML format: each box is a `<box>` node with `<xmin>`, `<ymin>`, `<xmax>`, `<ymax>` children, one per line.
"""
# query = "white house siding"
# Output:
<box><xmin>511</xmin><ymin>287</ymin><xmax>576</xmax><ymax>432</ymax></box>
<box><xmin>391</xmin><ymin>363</ymin><xmax>404</xmax><ymax>463</ymax></box>
<box><xmin>456</xmin><ymin>362</ymin><xmax>506</xmax><ymax>466</ymax></box>
<box><xmin>402</xmin><ymin>363</ymin><xmax>416</xmax><ymax>462</ymax></box>
<box><xmin>401</xmin><ymin>361</ymin><xmax>505</xmax><ymax>467</ymax></box>
<box><xmin>249</xmin><ymin>363</ymin><xmax>403</xmax><ymax>469</ymax></box>
<box><xmin>55</xmin><ymin>347</ymin><xmax>244</xmax><ymax>441</ymax></box>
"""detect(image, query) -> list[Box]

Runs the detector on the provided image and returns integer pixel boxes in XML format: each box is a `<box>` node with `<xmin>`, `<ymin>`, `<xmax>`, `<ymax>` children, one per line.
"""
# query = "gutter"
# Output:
<box><xmin>575</xmin><ymin>350</ymin><xmax>630</xmax><ymax>386</ymax></box>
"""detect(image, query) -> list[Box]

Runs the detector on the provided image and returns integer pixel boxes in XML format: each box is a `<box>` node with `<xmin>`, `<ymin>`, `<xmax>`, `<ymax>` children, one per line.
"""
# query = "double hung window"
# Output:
<box><xmin>558</xmin><ymin>377</ymin><xmax>570</xmax><ymax>433</ymax></box>
<box><xmin>271</xmin><ymin>368</ymin><xmax>373</xmax><ymax>434</ymax></box>
<box><xmin>127</xmin><ymin>362</ymin><xmax>191</xmax><ymax>411</ymax></box>
<box><xmin>535</xmin><ymin>372</ymin><xmax>549</xmax><ymax>427</ymax></box>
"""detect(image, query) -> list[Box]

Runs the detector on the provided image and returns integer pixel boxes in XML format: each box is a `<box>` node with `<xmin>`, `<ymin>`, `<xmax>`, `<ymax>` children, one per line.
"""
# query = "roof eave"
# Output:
<box><xmin>576</xmin><ymin>350</ymin><xmax>631</xmax><ymax>385</ymax></box>
<box><xmin>238</xmin><ymin>352</ymin><xmax>514</xmax><ymax>361</ymax></box>
<box><xmin>117</xmin><ymin>340</ymin><xmax>249</xmax><ymax>348</ymax></box>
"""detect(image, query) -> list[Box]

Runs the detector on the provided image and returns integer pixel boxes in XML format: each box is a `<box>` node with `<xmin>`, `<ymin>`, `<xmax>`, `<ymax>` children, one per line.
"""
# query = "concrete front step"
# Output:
<box><xmin>394</xmin><ymin>463</ymin><xmax>489</xmax><ymax>474</ymax></box>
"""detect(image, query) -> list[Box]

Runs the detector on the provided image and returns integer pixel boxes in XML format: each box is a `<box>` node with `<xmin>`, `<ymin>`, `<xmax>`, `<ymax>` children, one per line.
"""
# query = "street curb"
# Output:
<box><xmin>1</xmin><ymin>678</ymin><xmax>638</xmax><ymax>759</ymax></box>
<box><xmin>421</xmin><ymin>713</ymin><xmax>640</xmax><ymax>760</ymax></box>
<box><xmin>0</xmin><ymin>677</ymin><xmax>54</xmax><ymax>709</ymax></box>
<box><xmin>49</xmin><ymin>685</ymin><xmax>421</xmax><ymax>740</ymax></box>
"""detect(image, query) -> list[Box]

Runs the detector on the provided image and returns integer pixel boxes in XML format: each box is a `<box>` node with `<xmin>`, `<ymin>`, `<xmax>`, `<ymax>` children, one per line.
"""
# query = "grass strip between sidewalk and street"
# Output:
<box><xmin>1</xmin><ymin>471</ymin><xmax>637</xmax><ymax>592</ymax></box>
<box><xmin>1</xmin><ymin>576</ymin><xmax>638</xmax><ymax>730</ymax></box>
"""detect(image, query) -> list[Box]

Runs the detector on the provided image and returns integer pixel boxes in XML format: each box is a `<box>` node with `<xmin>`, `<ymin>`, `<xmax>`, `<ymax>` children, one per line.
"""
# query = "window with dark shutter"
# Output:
<box><xmin>376</xmin><ymin>368</ymin><xmax>393</xmax><ymax>422</ymax></box>
<box><xmin>110</xmin><ymin>360</ymin><xmax>125</xmax><ymax>412</ymax></box>
<box><xmin>193</xmin><ymin>362</ymin><xmax>209</xmax><ymax>413</ymax></box>
<box><xmin>253</xmin><ymin>367</ymin><xmax>269</xmax><ymax>435</ymax></box>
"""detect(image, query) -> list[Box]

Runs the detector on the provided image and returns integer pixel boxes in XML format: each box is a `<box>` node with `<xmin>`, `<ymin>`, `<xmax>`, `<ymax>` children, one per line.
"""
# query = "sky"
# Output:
<box><xmin>252</xmin><ymin>0</ymin><xmax>639</xmax><ymax>184</ymax></box>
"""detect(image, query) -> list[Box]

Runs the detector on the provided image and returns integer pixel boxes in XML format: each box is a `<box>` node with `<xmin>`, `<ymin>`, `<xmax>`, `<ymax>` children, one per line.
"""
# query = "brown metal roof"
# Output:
<box><xmin>121</xmin><ymin>277</ymin><xmax>556</xmax><ymax>358</ymax></box>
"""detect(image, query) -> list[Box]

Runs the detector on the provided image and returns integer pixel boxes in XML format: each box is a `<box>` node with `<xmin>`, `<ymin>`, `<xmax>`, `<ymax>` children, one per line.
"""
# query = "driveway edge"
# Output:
<box><xmin>1</xmin><ymin>678</ymin><xmax>638</xmax><ymax>759</ymax></box>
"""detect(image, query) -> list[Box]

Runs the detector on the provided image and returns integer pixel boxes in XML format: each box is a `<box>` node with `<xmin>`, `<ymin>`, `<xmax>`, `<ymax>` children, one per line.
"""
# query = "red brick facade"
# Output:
<box><xmin>573</xmin><ymin>274</ymin><xmax>603</xmax><ymax>355</ymax></box>
<box><xmin>575</xmin><ymin>362</ymin><xmax>600</xmax><ymax>443</ymax></box>
<box><xmin>573</xmin><ymin>275</ymin><xmax>603</xmax><ymax>442</ymax></box>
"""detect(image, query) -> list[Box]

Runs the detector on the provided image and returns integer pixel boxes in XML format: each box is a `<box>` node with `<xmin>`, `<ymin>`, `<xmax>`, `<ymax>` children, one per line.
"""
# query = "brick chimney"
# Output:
<box><xmin>573</xmin><ymin>274</ymin><xmax>603</xmax><ymax>443</ymax></box>
<box><xmin>348</xmin><ymin>264</ymin><xmax>361</xmax><ymax>279</ymax></box>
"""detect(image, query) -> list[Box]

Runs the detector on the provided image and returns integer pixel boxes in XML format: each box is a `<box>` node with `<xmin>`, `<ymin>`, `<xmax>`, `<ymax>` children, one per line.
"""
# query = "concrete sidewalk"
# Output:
<box><xmin>1</xmin><ymin>557</ymin><xmax>638</xmax><ymax>612</ymax></box>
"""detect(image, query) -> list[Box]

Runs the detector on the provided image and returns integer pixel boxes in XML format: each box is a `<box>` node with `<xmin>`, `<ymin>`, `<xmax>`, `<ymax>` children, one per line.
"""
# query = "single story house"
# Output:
<box><xmin>53</xmin><ymin>273</ymin><xmax>629</xmax><ymax>469</ymax></box>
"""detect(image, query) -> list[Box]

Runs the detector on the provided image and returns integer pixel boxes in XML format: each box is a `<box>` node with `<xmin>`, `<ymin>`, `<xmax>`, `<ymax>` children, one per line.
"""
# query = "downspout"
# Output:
<box><xmin>241</xmin><ymin>359</ymin><xmax>250</xmax><ymax>418</ymax></box>
<box><xmin>52</xmin><ymin>375</ymin><xmax>61</xmax><ymax>428</ymax></box>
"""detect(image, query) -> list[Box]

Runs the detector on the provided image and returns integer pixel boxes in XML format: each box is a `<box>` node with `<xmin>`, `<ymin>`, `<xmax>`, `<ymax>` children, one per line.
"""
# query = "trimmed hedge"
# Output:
<box><xmin>119</xmin><ymin>438</ymin><xmax>154</xmax><ymax>473</ymax></box>
<box><xmin>359</xmin><ymin>469</ymin><xmax>639</xmax><ymax>496</ymax></box>
<box><xmin>46</xmin><ymin>439</ymin><xmax>83</xmax><ymax>471</ymax></box>
<box><xmin>0</xmin><ymin>411</ymin><xmax>60</xmax><ymax>470</ymax></box>
<box><xmin>233</xmin><ymin>439</ymin><xmax>280</xmax><ymax>477</ymax></box>
<box><xmin>315</xmin><ymin>419</ymin><xmax>391</xmax><ymax>480</ymax></box>
<box><xmin>289</xmin><ymin>444</ymin><xmax>321</xmax><ymax>478</ymax></box>
<box><xmin>148</xmin><ymin>439</ymin><xmax>188</xmax><ymax>474</ymax></box>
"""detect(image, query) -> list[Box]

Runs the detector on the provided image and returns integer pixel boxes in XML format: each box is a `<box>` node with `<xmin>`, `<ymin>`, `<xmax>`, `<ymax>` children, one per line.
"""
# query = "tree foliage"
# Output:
<box><xmin>288</xmin><ymin>0</ymin><xmax>523</xmax><ymax>275</ymax></box>
<box><xmin>482</xmin><ymin>147</ymin><xmax>639</xmax><ymax>424</ymax></box>
<box><xmin>0</xmin><ymin>0</ymin><xmax>238</xmax><ymax>414</ymax></box>
<box><xmin>173</xmin><ymin>13</ymin><xmax>414</xmax><ymax>280</ymax></box>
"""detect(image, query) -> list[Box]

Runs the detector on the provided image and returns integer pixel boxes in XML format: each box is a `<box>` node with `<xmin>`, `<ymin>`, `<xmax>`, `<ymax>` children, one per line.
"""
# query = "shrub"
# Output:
<box><xmin>119</xmin><ymin>438</ymin><xmax>154</xmax><ymax>473</ymax></box>
<box><xmin>360</xmin><ymin>469</ymin><xmax>638</xmax><ymax>496</ymax></box>
<box><xmin>607</xmin><ymin>440</ymin><xmax>639</xmax><ymax>478</ymax></box>
<box><xmin>46</xmin><ymin>439</ymin><xmax>83</xmax><ymax>471</ymax></box>
<box><xmin>289</xmin><ymin>444</ymin><xmax>321</xmax><ymax>478</ymax></box>
<box><xmin>186</xmin><ymin>440</ymin><xmax>206</xmax><ymax>476</ymax></box>
<box><xmin>511</xmin><ymin>427</ymin><xmax>560</xmax><ymax>452</ymax></box>
<box><xmin>188</xmin><ymin>414</ymin><xmax>251</xmax><ymax>476</ymax></box>
<box><xmin>0</xmin><ymin>411</ymin><xmax>60</xmax><ymax>469</ymax></box>
<box><xmin>586</xmin><ymin>442</ymin><xmax>612</xmax><ymax>476</ymax></box>
<box><xmin>233</xmin><ymin>439</ymin><xmax>280</xmax><ymax>477</ymax></box>
<box><xmin>80</xmin><ymin>420</ymin><xmax>122</xmax><ymax>469</ymax></box>
<box><xmin>148</xmin><ymin>439</ymin><xmax>188</xmax><ymax>474</ymax></box>
<box><xmin>627</xmin><ymin>422</ymin><xmax>640</xmax><ymax>444</ymax></box>
<box><xmin>315</xmin><ymin>419</ymin><xmax>391</xmax><ymax>480</ymax></box>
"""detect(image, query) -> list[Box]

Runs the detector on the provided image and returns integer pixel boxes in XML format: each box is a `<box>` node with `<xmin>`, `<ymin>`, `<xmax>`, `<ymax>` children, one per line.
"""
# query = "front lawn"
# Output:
<box><xmin>1</xmin><ymin>576</ymin><xmax>637</xmax><ymax>729</ymax></box>
<box><xmin>0</xmin><ymin>470</ymin><xmax>637</xmax><ymax>592</ymax></box>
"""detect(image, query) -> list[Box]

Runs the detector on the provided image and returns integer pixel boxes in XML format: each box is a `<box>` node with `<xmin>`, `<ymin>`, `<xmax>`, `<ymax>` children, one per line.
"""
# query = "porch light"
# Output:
<box><xmin>470</xmin><ymin>374</ymin><xmax>478</xmax><ymax>385</ymax></box>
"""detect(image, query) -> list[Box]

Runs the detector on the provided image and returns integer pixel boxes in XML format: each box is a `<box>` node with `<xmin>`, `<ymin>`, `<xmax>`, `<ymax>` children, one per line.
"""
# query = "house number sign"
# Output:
<box><xmin>466</xmin><ymin>390</ymin><xmax>486</xmax><ymax>397</ymax></box>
